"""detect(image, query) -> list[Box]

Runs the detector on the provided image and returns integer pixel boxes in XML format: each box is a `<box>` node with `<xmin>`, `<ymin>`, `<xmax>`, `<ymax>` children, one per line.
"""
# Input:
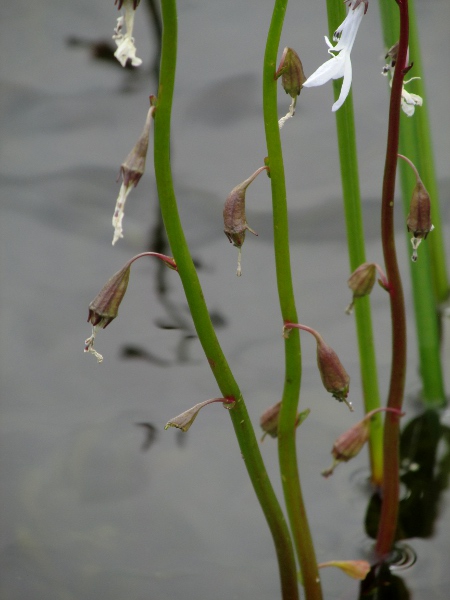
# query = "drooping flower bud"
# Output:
<box><xmin>398</xmin><ymin>154</ymin><xmax>434</xmax><ymax>261</ymax></box>
<box><xmin>84</xmin><ymin>252</ymin><xmax>176</xmax><ymax>362</ymax></box>
<box><xmin>345</xmin><ymin>262</ymin><xmax>389</xmax><ymax>314</ymax></box>
<box><xmin>113</xmin><ymin>0</ymin><xmax>142</xmax><ymax>67</ymax></box>
<box><xmin>165</xmin><ymin>397</ymin><xmax>235</xmax><ymax>432</ymax></box>
<box><xmin>223</xmin><ymin>166</ymin><xmax>268</xmax><ymax>276</ymax></box>
<box><xmin>318</xmin><ymin>560</ymin><xmax>371</xmax><ymax>580</ymax></box>
<box><xmin>283</xmin><ymin>322</ymin><xmax>352</xmax><ymax>411</ymax></box>
<box><xmin>112</xmin><ymin>98</ymin><xmax>156</xmax><ymax>245</ymax></box>
<box><xmin>321</xmin><ymin>407</ymin><xmax>404</xmax><ymax>477</ymax></box>
<box><xmin>259</xmin><ymin>402</ymin><xmax>310</xmax><ymax>441</ymax></box>
<box><xmin>275</xmin><ymin>48</ymin><xmax>306</xmax><ymax>129</ymax></box>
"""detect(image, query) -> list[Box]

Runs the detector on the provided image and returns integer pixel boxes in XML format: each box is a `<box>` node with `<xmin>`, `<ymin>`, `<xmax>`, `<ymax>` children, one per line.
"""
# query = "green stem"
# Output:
<box><xmin>325</xmin><ymin>0</ymin><xmax>383</xmax><ymax>485</ymax></box>
<box><xmin>263</xmin><ymin>2</ymin><xmax>322</xmax><ymax>598</ymax></box>
<box><xmin>154</xmin><ymin>0</ymin><xmax>299</xmax><ymax>597</ymax></box>
<box><xmin>378</xmin><ymin>0</ymin><xmax>448</xmax><ymax>407</ymax></box>
<box><xmin>375</xmin><ymin>0</ymin><xmax>409</xmax><ymax>559</ymax></box>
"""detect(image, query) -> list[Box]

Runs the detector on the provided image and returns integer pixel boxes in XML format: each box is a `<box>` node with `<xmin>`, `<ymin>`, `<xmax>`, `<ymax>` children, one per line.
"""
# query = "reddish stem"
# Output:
<box><xmin>375</xmin><ymin>0</ymin><xmax>409</xmax><ymax>559</ymax></box>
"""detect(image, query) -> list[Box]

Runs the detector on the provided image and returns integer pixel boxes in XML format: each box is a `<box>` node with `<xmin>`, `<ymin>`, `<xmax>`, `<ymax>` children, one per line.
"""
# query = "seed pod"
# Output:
<box><xmin>316</xmin><ymin>337</ymin><xmax>351</xmax><ymax>409</ymax></box>
<box><xmin>223</xmin><ymin>166</ymin><xmax>267</xmax><ymax>276</ymax></box>
<box><xmin>275</xmin><ymin>47</ymin><xmax>306</xmax><ymax>99</ymax></box>
<box><xmin>88</xmin><ymin>263</ymin><xmax>131</xmax><ymax>329</ymax></box>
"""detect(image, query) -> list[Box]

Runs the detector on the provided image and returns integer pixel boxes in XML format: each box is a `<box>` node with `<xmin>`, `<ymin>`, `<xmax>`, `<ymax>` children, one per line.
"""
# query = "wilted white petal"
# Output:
<box><xmin>112</xmin><ymin>0</ymin><xmax>142</xmax><ymax>68</ymax></box>
<box><xmin>112</xmin><ymin>182</ymin><xmax>134</xmax><ymax>245</ymax></box>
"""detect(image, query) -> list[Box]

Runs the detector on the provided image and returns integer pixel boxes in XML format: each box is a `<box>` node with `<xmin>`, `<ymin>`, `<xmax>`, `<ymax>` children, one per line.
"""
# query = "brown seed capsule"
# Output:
<box><xmin>316</xmin><ymin>337</ymin><xmax>351</xmax><ymax>408</ymax></box>
<box><xmin>284</xmin><ymin>322</ymin><xmax>352</xmax><ymax>410</ymax></box>
<box><xmin>88</xmin><ymin>263</ymin><xmax>131</xmax><ymax>329</ymax></box>
<box><xmin>398</xmin><ymin>154</ymin><xmax>434</xmax><ymax>262</ymax></box>
<box><xmin>275</xmin><ymin>47</ymin><xmax>306</xmax><ymax>99</ymax></box>
<box><xmin>223</xmin><ymin>166</ymin><xmax>267</xmax><ymax>275</ymax></box>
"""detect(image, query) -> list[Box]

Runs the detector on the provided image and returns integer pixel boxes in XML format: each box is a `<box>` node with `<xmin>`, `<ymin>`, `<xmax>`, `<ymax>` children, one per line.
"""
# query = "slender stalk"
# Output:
<box><xmin>154</xmin><ymin>0</ymin><xmax>299</xmax><ymax>597</ymax></box>
<box><xmin>263</xmin><ymin>1</ymin><xmax>322</xmax><ymax>597</ymax></box>
<box><xmin>325</xmin><ymin>0</ymin><xmax>383</xmax><ymax>485</ymax></box>
<box><xmin>378</xmin><ymin>0</ymin><xmax>448</xmax><ymax>407</ymax></box>
<box><xmin>375</xmin><ymin>0</ymin><xmax>409</xmax><ymax>559</ymax></box>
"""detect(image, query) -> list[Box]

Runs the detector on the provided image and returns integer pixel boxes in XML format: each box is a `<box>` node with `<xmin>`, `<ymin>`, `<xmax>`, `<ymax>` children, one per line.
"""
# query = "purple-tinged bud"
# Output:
<box><xmin>318</xmin><ymin>560</ymin><xmax>370</xmax><ymax>580</ymax></box>
<box><xmin>84</xmin><ymin>252</ymin><xmax>176</xmax><ymax>362</ymax></box>
<box><xmin>260</xmin><ymin>401</ymin><xmax>281</xmax><ymax>440</ymax></box>
<box><xmin>275</xmin><ymin>48</ymin><xmax>305</xmax><ymax>129</ymax></box>
<box><xmin>88</xmin><ymin>264</ymin><xmax>131</xmax><ymax>330</ymax></box>
<box><xmin>165</xmin><ymin>397</ymin><xmax>235</xmax><ymax>432</ymax></box>
<box><xmin>275</xmin><ymin>48</ymin><xmax>306</xmax><ymax>99</ymax></box>
<box><xmin>112</xmin><ymin>99</ymin><xmax>156</xmax><ymax>245</ymax></box>
<box><xmin>260</xmin><ymin>403</ymin><xmax>310</xmax><ymax>441</ymax></box>
<box><xmin>322</xmin><ymin>407</ymin><xmax>404</xmax><ymax>477</ymax></box>
<box><xmin>284</xmin><ymin>322</ymin><xmax>352</xmax><ymax>410</ymax></box>
<box><xmin>345</xmin><ymin>262</ymin><xmax>389</xmax><ymax>314</ymax></box>
<box><xmin>398</xmin><ymin>154</ymin><xmax>434</xmax><ymax>262</ymax></box>
<box><xmin>223</xmin><ymin>166</ymin><xmax>268</xmax><ymax>276</ymax></box>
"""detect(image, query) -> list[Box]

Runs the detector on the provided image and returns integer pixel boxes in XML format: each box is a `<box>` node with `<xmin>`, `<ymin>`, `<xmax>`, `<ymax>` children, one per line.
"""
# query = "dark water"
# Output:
<box><xmin>1</xmin><ymin>1</ymin><xmax>450</xmax><ymax>598</ymax></box>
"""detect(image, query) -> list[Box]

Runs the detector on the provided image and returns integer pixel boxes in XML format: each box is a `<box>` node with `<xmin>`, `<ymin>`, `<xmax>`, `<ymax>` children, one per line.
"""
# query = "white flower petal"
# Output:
<box><xmin>332</xmin><ymin>52</ymin><xmax>352</xmax><ymax>111</ymax></box>
<box><xmin>303</xmin><ymin>53</ymin><xmax>346</xmax><ymax>88</ymax></box>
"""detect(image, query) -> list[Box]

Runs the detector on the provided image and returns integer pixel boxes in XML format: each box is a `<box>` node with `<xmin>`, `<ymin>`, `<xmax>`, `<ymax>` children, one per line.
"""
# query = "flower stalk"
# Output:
<box><xmin>154</xmin><ymin>0</ymin><xmax>299</xmax><ymax>597</ymax></box>
<box><xmin>375</xmin><ymin>0</ymin><xmax>409</xmax><ymax>559</ymax></box>
<box><xmin>325</xmin><ymin>0</ymin><xmax>384</xmax><ymax>485</ymax></box>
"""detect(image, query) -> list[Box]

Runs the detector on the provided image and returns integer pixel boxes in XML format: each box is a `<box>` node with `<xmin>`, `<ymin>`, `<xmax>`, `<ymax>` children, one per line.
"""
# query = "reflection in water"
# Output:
<box><xmin>364</xmin><ymin>410</ymin><xmax>450</xmax><ymax>541</ymax></box>
<box><xmin>359</xmin><ymin>562</ymin><xmax>410</xmax><ymax>599</ymax></box>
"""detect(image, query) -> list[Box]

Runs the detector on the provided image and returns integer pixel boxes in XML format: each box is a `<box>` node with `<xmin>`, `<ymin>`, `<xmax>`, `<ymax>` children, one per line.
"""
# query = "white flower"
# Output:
<box><xmin>302</xmin><ymin>1</ymin><xmax>366</xmax><ymax>112</ymax></box>
<box><xmin>112</xmin><ymin>0</ymin><xmax>142</xmax><ymax>68</ymax></box>
<box><xmin>400</xmin><ymin>78</ymin><xmax>423</xmax><ymax>117</ymax></box>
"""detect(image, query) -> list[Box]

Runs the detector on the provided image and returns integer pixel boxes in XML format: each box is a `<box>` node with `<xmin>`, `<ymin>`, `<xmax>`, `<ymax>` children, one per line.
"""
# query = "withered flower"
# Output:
<box><xmin>318</xmin><ymin>560</ymin><xmax>370</xmax><ymax>580</ymax></box>
<box><xmin>112</xmin><ymin>97</ymin><xmax>157</xmax><ymax>245</ymax></box>
<box><xmin>223</xmin><ymin>166</ymin><xmax>268</xmax><ymax>276</ymax></box>
<box><xmin>165</xmin><ymin>397</ymin><xmax>235</xmax><ymax>433</ymax></box>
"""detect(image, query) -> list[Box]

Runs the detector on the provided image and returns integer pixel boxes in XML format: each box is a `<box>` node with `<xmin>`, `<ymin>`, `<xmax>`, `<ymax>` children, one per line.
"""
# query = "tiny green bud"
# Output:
<box><xmin>223</xmin><ymin>166</ymin><xmax>268</xmax><ymax>276</ymax></box>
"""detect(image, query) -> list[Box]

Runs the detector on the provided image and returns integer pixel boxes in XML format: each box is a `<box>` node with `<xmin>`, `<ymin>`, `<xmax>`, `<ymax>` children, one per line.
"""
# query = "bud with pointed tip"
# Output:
<box><xmin>84</xmin><ymin>252</ymin><xmax>177</xmax><ymax>362</ymax></box>
<box><xmin>345</xmin><ymin>262</ymin><xmax>389</xmax><ymax>314</ymax></box>
<box><xmin>275</xmin><ymin>48</ymin><xmax>305</xmax><ymax>128</ymax></box>
<box><xmin>318</xmin><ymin>560</ymin><xmax>370</xmax><ymax>580</ymax></box>
<box><xmin>398</xmin><ymin>154</ymin><xmax>434</xmax><ymax>262</ymax></box>
<box><xmin>165</xmin><ymin>397</ymin><xmax>235</xmax><ymax>432</ymax></box>
<box><xmin>321</xmin><ymin>407</ymin><xmax>404</xmax><ymax>477</ymax></box>
<box><xmin>223</xmin><ymin>166</ymin><xmax>268</xmax><ymax>276</ymax></box>
<box><xmin>284</xmin><ymin>322</ymin><xmax>352</xmax><ymax>411</ymax></box>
